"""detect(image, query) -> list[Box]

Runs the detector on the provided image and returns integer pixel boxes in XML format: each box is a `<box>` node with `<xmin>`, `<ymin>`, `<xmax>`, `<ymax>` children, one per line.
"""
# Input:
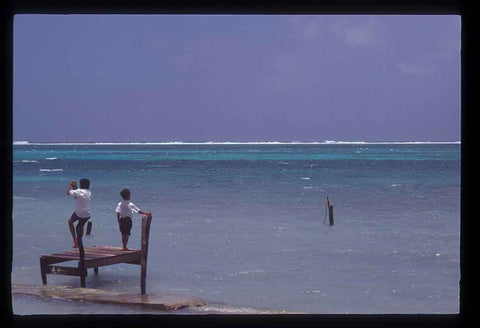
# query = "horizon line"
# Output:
<box><xmin>13</xmin><ymin>140</ymin><xmax>461</xmax><ymax>146</ymax></box>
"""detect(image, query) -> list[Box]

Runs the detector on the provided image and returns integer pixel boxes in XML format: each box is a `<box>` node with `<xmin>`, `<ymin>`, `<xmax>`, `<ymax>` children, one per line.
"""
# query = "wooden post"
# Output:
<box><xmin>327</xmin><ymin>197</ymin><xmax>334</xmax><ymax>226</ymax></box>
<box><xmin>140</xmin><ymin>213</ymin><xmax>153</xmax><ymax>295</ymax></box>
<box><xmin>86</xmin><ymin>221</ymin><xmax>92</xmax><ymax>236</ymax></box>
<box><xmin>40</xmin><ymin>256</ymin><xmax>47</xmax><ymax>285</ymax></box>
<box><xmin>77</xmin><ymin>223</ymin><xmax>87</xmax><ymax>288</ymax></box>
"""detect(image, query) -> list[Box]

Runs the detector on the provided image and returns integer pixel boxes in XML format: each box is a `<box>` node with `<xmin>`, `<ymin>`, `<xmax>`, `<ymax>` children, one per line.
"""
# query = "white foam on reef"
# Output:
<box><xmin>323</xmin><ymin>140</ymin><xmax>460</xmax><ymax>145</ymax></box>
<box><xmin>14</xmin><ymin>140</ymin><xmax>461</xmax><ymax>146</ymax></box>
<box><xmin>39</xmin><ymin>169</ymin><xmax>63</xmax><ymax>172</ymax></box>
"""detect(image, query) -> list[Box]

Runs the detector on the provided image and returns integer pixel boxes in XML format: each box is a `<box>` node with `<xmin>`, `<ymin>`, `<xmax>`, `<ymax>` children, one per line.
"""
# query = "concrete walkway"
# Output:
<box><xmin>12</xmin><ymin>284</ymin><xmax>205</xmax><ymax>311</ymax></box>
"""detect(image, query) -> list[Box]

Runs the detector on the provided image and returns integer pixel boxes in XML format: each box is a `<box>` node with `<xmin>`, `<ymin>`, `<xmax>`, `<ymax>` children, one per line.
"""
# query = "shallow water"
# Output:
<box><xmin>12</xmin><ymin>143</ymin><xmax>461</xmax><ymax>314</ymax></box>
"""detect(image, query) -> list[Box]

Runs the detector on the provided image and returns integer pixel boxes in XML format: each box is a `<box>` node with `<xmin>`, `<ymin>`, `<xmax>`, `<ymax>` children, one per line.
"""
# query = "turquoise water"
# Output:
<box><xmin>12</xmin><ymin>142</ymin><xmax>461</xmax><ymax>314</ymax></box>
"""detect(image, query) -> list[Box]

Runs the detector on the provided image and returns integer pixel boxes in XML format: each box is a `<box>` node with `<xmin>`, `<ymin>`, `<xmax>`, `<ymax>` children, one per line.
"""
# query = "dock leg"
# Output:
<box><xmin>86</xmin><ymin>221</ymin><xmax>92</xmax><ymax>236</ymax></box>
<box><xmin>78</xmin><ymin>261</ymin><xmax>86</xmax><ymax>287</ymax></box>
<box><xmin>94</xmin><ymin>267</ymin><xmax>98</xmax><ymax>275</ymax></box>
<box><xmin>78</xmin><ymin>254</ymin><xmax>86</xmax><ymax>287</ymax></box>
<box><xmin>40</xmin><ymin>257</ymin><xmax>47</xmax><ymax>285</ymax></box>
<box><xmin>140</xmin><ymin>214</ymin><xmax>152</xmax><ymax>295</ymax></box>
<box><xmin>76</xmin><ymin>222</ymin><xmax>87</xmax><ymax>288</ymax></box>
<box><xmin>141</xmin><ymin>243</ymin><xmax>147</xmax><ymax>294</ymax></box>
<box><xmin>141</xmin><ymin>265</ymin><xmax>146</xmax><ymax>295</ymax></box>
<box><xmin>80</xmin><ymin>274</ymin><xmax>86</xmax><ymax>287</ymax></box>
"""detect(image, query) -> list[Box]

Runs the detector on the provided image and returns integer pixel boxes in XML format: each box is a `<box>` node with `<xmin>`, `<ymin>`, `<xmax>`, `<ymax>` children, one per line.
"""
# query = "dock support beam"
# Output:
<box><xmin>76</xmin><ymin>221</ymin><xmax>87</xmax><ymax>287</ymax></box>
<box><xmin>140</xmin><ymin>214</ymin><xmax>153</xmax><ymax>295</ymax></box>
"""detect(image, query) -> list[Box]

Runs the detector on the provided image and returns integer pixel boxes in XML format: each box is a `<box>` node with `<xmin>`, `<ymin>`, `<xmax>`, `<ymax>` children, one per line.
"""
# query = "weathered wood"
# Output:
<box><xmin>125</xmin><ymin>259</ymin><xmax>141</xmax><ymax>265</ymax></box>
<box><xmin>40</xmin><ymin>214</ymin><xmax>153</xmax><ymax>293</ymax></box>
<box><xmin>40</xmin><ymin>257</ymin><xmax>47</xmax><ymax>285</ymax></box>
<box><xmin>41</xmin><ymin>256</ymin><xmax>75</xmax><ymax>284</ymax></box>
<box><xmin>326</xmin><ymin>197</ymin><xmax>334</xmax><ymax>226</ymax></box>
<box><xmin>44</xmin><ymin>247</ymin><xmax>140</xmax><ymax>264</ymax></box>
<box><xmin>41</xmin><ymin>255</ymin><xmax>72</xmax><ymax>265</ymax></box>
<box><xmin>78</xmin><ymin>263</ymin><xmax>86</xmax><ymax>287</ymax></box>
<box><xmin>46</xmin><ymin>265</ymin><xmax>86</xmax><ymax>277</ymax></box>
<box><xmin>84</xmin><ymin>252</ymin><xmax>141</xmax><ymax>268</ymax></box>
<box><xmin>77</xmin><ymin>228</ymin><xmax>86</xmax><ymax>287</ymax></box>
<box><xmin>140</xmin><ymin>214</ymin><xmax>152</xmax><ymax>295</ymax></box>
<box><xmin>49</xmin><ymin>253</ymin><xmax>100</xmax><ymax>261</ymax></box>
<box><xmin>328</xmin><ymin>204</ymin><xmax>334</xmax><ymax>225</ymax></box>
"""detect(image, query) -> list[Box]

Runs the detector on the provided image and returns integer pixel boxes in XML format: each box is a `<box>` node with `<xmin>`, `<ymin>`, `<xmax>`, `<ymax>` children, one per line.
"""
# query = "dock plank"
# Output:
<box><xmin>84</xmin><ymin>253</ymin><xmax>141</xmax><ymax>268</ymax></box>
<box><xmin>51</xmin><ymin>252</ymin><xmax>103</xmax><ymax>258</ymax></box>
<box><xmin>50</xmin><ymin>247</ymin><xmax>138</xmax><ymax>258</ymax></box>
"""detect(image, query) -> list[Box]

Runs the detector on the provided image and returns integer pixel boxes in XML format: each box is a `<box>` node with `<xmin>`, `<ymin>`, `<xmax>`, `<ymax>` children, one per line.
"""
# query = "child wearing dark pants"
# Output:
<box><xmin>67</xmin><ymin>178</ymin><xmax>91</xmax><ymax>248</ymax></box>
<box><xmin>115</xmin><ymin>188</ymin><xmax>151</xmax><ymax>251</ymax></box>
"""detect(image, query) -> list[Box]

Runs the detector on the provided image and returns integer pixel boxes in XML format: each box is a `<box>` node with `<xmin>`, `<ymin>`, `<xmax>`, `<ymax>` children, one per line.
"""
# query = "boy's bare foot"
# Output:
<box><xmin>122</xmin><ymin>247</ymin><xmax>130</xmax><ymax>251</ymax></box>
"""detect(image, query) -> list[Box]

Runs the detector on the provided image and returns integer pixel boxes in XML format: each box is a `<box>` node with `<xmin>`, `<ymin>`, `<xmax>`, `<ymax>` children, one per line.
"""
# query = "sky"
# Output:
<box><xmin>13</xmin><ymin>14</ymin><xmax>461</xmax><ymax>143</ymax></box>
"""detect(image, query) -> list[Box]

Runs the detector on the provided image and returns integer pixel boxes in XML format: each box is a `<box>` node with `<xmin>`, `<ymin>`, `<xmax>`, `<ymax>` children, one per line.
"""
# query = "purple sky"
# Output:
<box><xmin>13</xmin><ymin>15</ymin><xmax>461</xmax><ymax>142</ymax></box>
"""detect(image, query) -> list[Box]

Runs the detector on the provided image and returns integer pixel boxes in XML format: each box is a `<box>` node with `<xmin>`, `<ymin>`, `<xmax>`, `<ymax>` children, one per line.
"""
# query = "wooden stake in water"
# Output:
<box><xmin>327</xmin><ymin>197</ymin><xmax>334</xmax><ymax>226</ymax></box>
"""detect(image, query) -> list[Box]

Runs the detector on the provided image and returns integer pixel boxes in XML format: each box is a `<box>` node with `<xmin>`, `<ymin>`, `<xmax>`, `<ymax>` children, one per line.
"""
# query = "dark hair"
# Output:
<box><xmin>120</xmin><ymin>188</ymin><xmax>131</xmax><ymax>200</ymax></box>
<box><xmin>79</xmin><ymin>178</ymin><xmax>90</xmax><ymax>189</ymax></box>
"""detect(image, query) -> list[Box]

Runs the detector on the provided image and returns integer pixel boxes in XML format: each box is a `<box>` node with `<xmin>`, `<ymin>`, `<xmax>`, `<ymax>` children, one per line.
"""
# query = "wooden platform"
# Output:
<box><xmin>40</xmin><ymin>246</ymin><xmax>141</xmax><ymax>278</ymax></box>
<box><xmin>40</xmin><ymin>214</ymin><xmax>152</xmax><ymax>294</ymax></box>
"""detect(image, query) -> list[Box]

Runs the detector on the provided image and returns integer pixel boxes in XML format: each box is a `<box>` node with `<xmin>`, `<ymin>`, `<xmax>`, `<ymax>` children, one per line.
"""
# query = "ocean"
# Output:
<box><xmin>11</xmin><ymin>142</ymin><xmax>461</xmax><ymax>314</ymax></box>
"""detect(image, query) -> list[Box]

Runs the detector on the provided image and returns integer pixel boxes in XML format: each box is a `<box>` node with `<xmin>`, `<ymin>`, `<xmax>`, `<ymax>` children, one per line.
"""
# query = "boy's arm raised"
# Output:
<box><xmin>67</xmin><ymin>180</ymin><xmax>77</xmax><ymax>195</ymax></box>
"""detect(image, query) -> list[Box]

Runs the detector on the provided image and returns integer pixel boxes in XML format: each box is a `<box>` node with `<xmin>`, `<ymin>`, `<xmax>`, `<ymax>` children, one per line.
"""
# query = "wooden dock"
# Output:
<box><xmin>40</xmin><ymin>214</ymin><xmax>152</xmax><ymax>294</ymax></box>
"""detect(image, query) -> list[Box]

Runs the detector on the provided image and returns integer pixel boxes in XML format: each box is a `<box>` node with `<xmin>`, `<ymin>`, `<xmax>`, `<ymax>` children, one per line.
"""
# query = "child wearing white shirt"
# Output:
<box><xmin>67</xmin><ymin>178</ymin><xmax>91</xmax><ymax>248</ymax></box>
<box><xmin>115</xmin><ymin>188</ymin><xmax>151</xmax><ymax>250</ymax></box>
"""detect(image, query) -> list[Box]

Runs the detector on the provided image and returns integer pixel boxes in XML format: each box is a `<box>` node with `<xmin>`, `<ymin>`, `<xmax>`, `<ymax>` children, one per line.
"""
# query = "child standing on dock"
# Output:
<box><xmin>115</xmin><ymin>188</ymin><xmax>151</xmax><ymax>251</ymax></box>
<box><xmin>67</xmin><ymin>178</ymin><xmax>91</xmax><ymax>248</ymax></box>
